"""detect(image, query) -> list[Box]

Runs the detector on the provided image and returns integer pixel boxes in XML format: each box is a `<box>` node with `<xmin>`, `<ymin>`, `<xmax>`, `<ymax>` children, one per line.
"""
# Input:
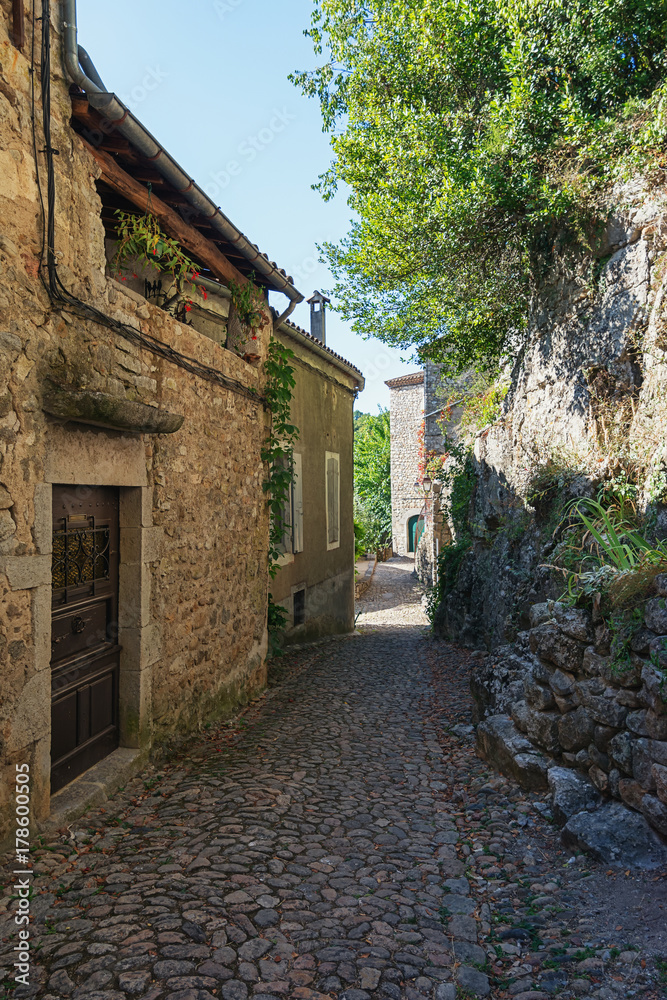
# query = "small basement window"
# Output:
<box><xmin>293</xmin><ymin>588</ymin><xmax>306</xmax><ymax>626</ymax></box>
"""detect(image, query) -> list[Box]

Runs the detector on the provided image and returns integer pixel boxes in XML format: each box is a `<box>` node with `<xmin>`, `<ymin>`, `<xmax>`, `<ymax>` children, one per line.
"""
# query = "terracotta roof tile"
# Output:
<box><xmin>385</xmin><ymin>371</ymin><xmax>424</xmax><ymax>388</ymax></box>
<box><xmin>276</xmin><ymin>315</ymin><xmax>364</xmax><ymax>381</ymax></box>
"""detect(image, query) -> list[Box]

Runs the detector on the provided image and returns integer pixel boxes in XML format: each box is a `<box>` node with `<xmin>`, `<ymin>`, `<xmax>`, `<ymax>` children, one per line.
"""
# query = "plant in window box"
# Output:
<box><xmin>111</xmin><ymin>207</ymin><xmax>207</xmax><ymax>319</ymax></box>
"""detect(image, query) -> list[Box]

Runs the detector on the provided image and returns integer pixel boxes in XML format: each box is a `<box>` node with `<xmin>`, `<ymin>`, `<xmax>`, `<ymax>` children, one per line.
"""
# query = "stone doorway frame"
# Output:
<box><xmin>31</xmin><ymin>425</ymin><xmax>162</xmax><ymax>820</ymax></box>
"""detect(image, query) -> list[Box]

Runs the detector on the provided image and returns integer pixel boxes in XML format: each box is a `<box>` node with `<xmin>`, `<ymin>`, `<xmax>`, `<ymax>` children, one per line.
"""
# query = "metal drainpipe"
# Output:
<box><xmin>61</xmin><ymin>0</ymin><xmax>303</xmax><ymax>320</ymax></box>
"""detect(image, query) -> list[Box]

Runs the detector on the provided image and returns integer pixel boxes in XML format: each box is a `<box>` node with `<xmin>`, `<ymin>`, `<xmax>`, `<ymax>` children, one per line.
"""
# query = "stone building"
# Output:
<box><xmin>385</xmin><ymin>372</ymin><xmax>427</xmax><ymax>556</ymax></box>
<box><xmin>271</xmin><ymin>297</ymin><xmax>364</xmax><ymax>642</ymax></box>
<box><xmin>0</xmin><ymin>1</ymin><xmax>306</xmax><ymax>844</ymax></box>
<box><xmin>386</xmin><ymin>362</ymin><xmax>450</xmax><ymax>556</ymax></box>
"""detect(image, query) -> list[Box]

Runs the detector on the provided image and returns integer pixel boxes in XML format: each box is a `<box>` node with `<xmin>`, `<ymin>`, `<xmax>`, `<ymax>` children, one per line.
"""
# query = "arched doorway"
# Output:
<box><xmin>407</xmin><ymin>514</ymin><xmax>419</xmax><ymax>553</ymax></box>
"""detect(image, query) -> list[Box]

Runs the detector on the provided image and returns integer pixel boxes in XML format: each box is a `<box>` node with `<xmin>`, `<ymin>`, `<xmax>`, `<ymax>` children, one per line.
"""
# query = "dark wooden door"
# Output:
<box><xmin>50</xmin><ymin>485</ymin><xmax>121</xmax><ymax>793</ymax></box>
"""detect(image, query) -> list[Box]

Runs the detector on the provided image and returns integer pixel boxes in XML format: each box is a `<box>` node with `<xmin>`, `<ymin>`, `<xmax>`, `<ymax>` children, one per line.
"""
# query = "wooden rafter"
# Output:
<box><xmin>82</xmin><ymin>140</ymin><xmax>248</xmax><ymax>289</ymax></box>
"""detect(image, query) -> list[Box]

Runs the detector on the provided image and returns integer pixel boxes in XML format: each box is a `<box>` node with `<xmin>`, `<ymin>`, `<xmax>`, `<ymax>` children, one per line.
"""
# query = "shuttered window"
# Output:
<box><xmin>292</xmin><ymin>453</ymin><xmax>304</xmax><ymax>553</ymax></box>
<box><xmin>326</xmin><ymin>451</ymin><xmax>340</xmax><ymax>549</ymax></box>
<box><xmin>276</xmin><ymin>452</ymin><xmax>293</xmax><ymax>555</ymax></box>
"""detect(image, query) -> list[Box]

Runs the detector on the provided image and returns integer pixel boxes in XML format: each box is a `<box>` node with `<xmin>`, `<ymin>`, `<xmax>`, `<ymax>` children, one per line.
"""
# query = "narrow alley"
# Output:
<box><xmin>1</xmin><ymin>560</ymin><xmax>665</xmax><ymax>1000</ymax></box>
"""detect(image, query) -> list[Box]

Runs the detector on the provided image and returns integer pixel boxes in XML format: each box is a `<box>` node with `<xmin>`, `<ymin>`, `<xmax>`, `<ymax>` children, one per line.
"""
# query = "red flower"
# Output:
<box><xmin>185</xmin><ymin>303</ymin><xmax>192</xmax><ymax>312</ymax></box>
<box><xmin>251</xmin><ymin>335</ymin><xmax>257</xmax><ymax>340</ymax></box>
<box><xmin>202</xmin><ymin>290</ymin><xmax>208</xmax><ymax>300</ymax></box>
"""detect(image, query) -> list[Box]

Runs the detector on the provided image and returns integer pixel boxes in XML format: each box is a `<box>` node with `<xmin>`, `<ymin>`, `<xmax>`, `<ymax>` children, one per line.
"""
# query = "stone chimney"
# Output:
<box><xmin>308</xmin><ymin>290</ymin><xmax>330</xmax><ymax>345</ymax></box>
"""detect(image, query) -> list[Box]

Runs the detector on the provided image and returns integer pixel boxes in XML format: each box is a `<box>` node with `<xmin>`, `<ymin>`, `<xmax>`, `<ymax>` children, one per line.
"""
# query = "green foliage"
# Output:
<box><xmin>267</xmin><ymin>594</ymin><xmax>289</xmax><ymax>658</ymax></box>
<box><xmin>444</xmin><ymin>373</ymin><xmax>508</xmax><ymax>437</ymax></box>
<box><xmin>228</xmin><ymin>274</ymin><xmax>265</xmax><ymax>329</ymax></box>
<box><xmin>262</xmin><ymin>340</ymin><xmax>299</xmax><ymax>576</ymax></box>
<box><xmin>293</xmin><ymin>0</ymin><xmax>667</xmax><ymax>374</ymax></box>
<box><xmin>425</xmin><ymin>445</ymin><xmax>476</xmax><ymax>626</ymax></box>
<box><xmin>445</xmin><ymin>445</ymin><xmax>478</xmax><ymax>540</ymax></box>
<box><xmin>354</xmin><ymin>408</ymin><xmax>392</xmax><ymax>550</ymax></box>
<box><xmin>567</xmin><ymin>497</ymin><xmax>667</xmax><ymax>574</ymax></box>
<box><xmin>555</xmin><ymin>495</ymin><xmax>667</xmax><ymax>611</ymax></box>
<box><xmin>526</xmin><ymin>457</ymin><xmax>579</xmax><ymax>522</ymax></box>
<box><xmin>354</xmin><ymin>519</ymin><xmax>366</xmax><ymax>560</ymax></box>
<box><xmin>605</xmin><ymin>606</ymin><xmax>644</xmax><ymax>674</ymax></box>
<box><xmin>112</xmin><ymin>209</ymin><xmax>204</xmax><ymax>310</ymax></box>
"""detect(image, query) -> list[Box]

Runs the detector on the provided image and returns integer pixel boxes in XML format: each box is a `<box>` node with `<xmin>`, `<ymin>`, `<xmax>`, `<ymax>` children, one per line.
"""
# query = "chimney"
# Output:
<box><xmin>308</xmin><ymin>290</ymin><xmax>330</xmax><ymax>345</ymax></box>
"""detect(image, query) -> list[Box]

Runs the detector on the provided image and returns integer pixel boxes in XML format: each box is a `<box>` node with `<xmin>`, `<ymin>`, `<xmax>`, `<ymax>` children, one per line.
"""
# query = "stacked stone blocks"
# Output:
<box><xmin>474</xmin><ymin>581</ymin><xmax>667</xmax><ymax>843</ymax></box>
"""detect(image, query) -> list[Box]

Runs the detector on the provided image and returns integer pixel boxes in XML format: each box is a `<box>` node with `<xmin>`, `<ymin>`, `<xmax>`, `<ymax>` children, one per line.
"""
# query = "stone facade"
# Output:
<box><xmin>386</xmin><ymin>371</ymin><xmax>425</xmax><ymax>556</ymax></box>
<box><xmin>472</xmin><ymin>592</ymin><xmax>667</xmax><ymax>849</ymax></box>
<box><xmin>0</xmin><ymin>3</ymin><xmax>302</xmax><ymax>844</ymax></box>
<box><xmin>387</xmin><ymin>364</ymin><xmax>463</xmax><ymax>574</ymax></box>
<box><xmin>271</xmin><ymin>320</ymin><xmax>363</xmax><ymax>642</ymax></box>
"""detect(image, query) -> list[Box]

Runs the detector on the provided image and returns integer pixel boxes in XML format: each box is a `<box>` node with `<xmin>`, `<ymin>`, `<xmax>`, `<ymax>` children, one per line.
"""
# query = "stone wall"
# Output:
<box><xmin>472</xmin><ymin>593</ymin><xmax>667</xmax><ymax>854</ymax></box>
<box><xmin>0</xmin><ymin>4</ymin><xmax>271</xmax><ymax>844</ymax></box>
<box><xmin>387</xmin><ymin>377</ymin><xmax>425</xmax><ymax>555</ymax></box>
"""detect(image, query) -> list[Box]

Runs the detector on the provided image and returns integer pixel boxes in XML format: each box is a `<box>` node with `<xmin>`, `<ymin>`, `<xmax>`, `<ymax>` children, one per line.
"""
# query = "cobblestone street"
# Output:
<box><xmin>1</xmin><ymin>558</ymin><xmax>666</xmax><ymax>1000</ymax></box>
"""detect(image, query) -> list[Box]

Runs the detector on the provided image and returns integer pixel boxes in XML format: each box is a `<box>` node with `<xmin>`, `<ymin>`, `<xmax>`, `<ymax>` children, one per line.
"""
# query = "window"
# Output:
<box><xmin>292</xmin><ymin>453</ymin><xmax>303</xmax><ymax>553</ymax></box>
<box><xmin>326</xmin><ymin>451</ymin><xmax>340</xmax><ymax>550</ymax></box>
<box><xmin>293</xmin><ymin>588</ymin><xmax>306</xmax><ymax>626</ymax></box>
<box><xmin>275</xmin><ymin>452</ymin><xmax>303</xmax><ymax>557</ymax></box>
<box><xmin>276</xmin><ymin>452</ymin><xmax>293</xmax><ymax>555</ymax></box>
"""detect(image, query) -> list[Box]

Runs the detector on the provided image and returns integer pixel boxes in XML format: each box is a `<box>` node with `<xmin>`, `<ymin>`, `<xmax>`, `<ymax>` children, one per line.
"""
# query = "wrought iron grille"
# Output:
<box><xmin>52</xmin><ymin>521</ymin><xmax>111</xmax><ymax>592</ymax></box>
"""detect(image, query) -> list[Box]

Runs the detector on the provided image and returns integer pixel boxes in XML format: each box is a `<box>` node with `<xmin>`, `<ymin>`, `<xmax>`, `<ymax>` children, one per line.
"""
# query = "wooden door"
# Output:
<box><xmin>50</xmin><ymin>485</ymin><xmax>121</xmax><ymax>793</ymax></box>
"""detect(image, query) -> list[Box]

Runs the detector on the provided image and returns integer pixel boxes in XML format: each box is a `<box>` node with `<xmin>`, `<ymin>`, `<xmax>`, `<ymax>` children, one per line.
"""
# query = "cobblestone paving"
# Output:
<box><xmin>1</xmin><ymin>557</ymin><xmax>665</xmax><ymax>1000</ymax></box>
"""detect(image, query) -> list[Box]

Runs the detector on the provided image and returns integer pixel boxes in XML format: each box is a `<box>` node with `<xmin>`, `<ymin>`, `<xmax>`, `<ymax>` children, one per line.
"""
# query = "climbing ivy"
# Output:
<box><xmin>262</xmin><ymin>339</ymin><xmax>299</xmax><ymax>577</ymax></box>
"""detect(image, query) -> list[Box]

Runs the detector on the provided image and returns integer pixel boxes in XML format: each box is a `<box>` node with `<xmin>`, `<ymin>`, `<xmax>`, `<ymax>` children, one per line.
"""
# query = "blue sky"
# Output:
<box><xmin>76</xmin><ymin>0</ymin><xmax>419</xmax><ymax>412</ymax></box>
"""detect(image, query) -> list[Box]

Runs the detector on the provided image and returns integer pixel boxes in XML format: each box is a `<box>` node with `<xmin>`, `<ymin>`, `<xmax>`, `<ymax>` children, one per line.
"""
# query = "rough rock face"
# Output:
<box><xmin>434</xmin><ymin>184</ymin><xmax>667</xmax><ymax>650</ymax></box>
<box><xmin>472</xmin><ymin>601</ymin><xmax>667</xmax><ymax>849</ymax></box>
<box><xmin>562</xmin><ymin>802</ymin><xmax>667</xmax><ymax>868</ymax></box>
<box><xmin>476</xmin><ymin>715</ymin><xmax>548</xmax><ymax>791</ymax></box>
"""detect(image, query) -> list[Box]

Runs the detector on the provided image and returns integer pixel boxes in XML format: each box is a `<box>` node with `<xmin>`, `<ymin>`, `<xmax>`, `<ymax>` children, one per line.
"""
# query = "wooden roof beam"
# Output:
<box><xmin>83</xmin><ymin>140</ymin><xmax>248</xmax><ymax>289</ymax></box>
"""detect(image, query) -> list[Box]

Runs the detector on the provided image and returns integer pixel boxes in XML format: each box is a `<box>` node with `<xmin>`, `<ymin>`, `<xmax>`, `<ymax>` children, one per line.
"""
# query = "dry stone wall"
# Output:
<box><xmin>472</xmin><ymin>590</ymin><xmax>667</xmax><ymax>857</ymax></box>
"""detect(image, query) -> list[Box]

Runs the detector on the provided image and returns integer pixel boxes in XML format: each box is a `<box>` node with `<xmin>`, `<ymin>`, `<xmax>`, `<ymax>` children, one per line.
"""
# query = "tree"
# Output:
<box><xmin>293</xmin><ymin>0</ymin><xmax>667</xmax><ymax>374</ymax></box>
<box><xmin>354</xmin><ymin>409</ymin><xmax>392</xmax><ymax>550</ymax></box>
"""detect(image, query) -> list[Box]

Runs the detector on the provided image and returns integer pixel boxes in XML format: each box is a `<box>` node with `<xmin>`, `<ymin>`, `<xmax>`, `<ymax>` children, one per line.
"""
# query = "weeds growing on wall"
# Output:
<box><xmin>262</xmin><ymin>340</ymin><xmax>299</xmax><ymax>576</ymax></box>
<box><xmin>228</xmin><ymin>275</ymin><xmax>266</xmax><ymax>331</ymax></box>
<box><xmin>443</xmin><ymin>374</ymin><xmax>509</xmax><ymax>437</ymax></box>
<box><xmin>555</xmin><ymin>496</ymin><xmax>667</xmax><ymax>606</ymax></box>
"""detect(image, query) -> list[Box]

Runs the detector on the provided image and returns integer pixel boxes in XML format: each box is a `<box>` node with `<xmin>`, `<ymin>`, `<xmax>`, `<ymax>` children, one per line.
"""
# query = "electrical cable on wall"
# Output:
<box><xmin>33</xmin><ymin>0</ymin><xmax>265</xmax><ymax>409</ymax></box>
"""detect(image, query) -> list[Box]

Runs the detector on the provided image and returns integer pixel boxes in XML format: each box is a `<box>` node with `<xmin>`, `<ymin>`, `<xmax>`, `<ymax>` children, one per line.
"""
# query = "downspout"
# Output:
<box><xmin>61</xmin><ymin>0</ymin><xmax>303</xmax><ymax>316</ymax></box>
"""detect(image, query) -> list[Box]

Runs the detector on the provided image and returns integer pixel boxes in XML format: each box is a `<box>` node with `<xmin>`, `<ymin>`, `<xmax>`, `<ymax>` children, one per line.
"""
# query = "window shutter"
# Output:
<box><xmin>276</xmin><ymin>452</ymin><xmax>293</xmax><ymax>554</ymax></box>
<box><xmin>293</xmin><ymin>453</ymin><xmax>303</xmax><ymax>553</ymax></box>
<box><xmin>326</xmin><ymin>453</ymin><xmax>340</xmax><ymax>546</ymax></box>
<box><xmin>332</xmin><ymin>457</ymin><xmax>339</xmax><ymax>543</ymax></box>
